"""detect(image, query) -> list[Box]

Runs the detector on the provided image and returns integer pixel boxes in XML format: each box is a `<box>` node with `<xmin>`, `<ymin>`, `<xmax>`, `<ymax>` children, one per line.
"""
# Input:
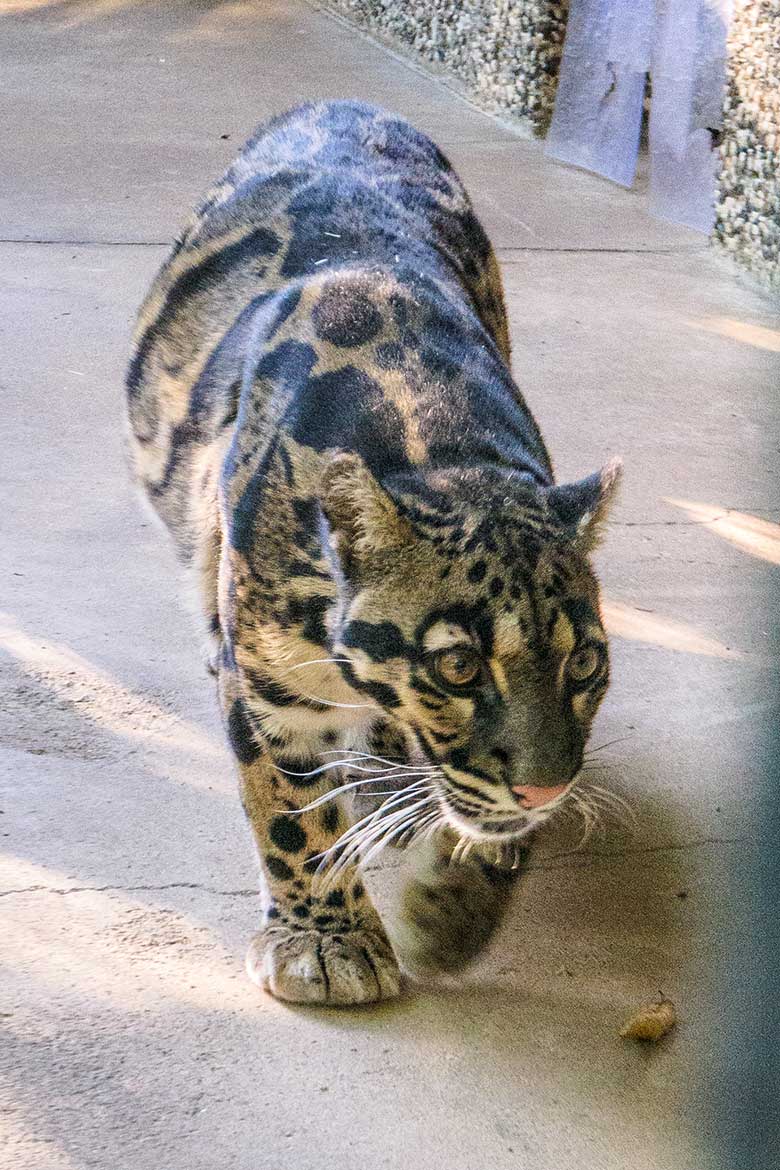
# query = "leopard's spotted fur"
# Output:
<box><xmin>126</xmin><ymin>101</ymin><xmax>621</xmax><ymax>1005</ymax></box>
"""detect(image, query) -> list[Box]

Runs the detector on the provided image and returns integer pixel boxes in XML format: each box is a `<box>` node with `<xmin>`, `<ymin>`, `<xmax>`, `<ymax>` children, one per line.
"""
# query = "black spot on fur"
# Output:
<box><xmin>278</xmin><ymin>441</ymin><xmax>295</xmax><ymax>486</ymax></box>
<box><xmin>246</xmin><ymin>670</ymin><xmax>297</xmax><ymax>708</ymax></box>
<box><xmin>468</xmin><ymin>561</ymin><xmax>487</xmax><ymax>583</ymax></box>
<box><xmin>320</xmin><ymin>804</ymin><xmax>340</xmax><ymax>834</ymax></box>
<box><xmin>287</xmin><ymin>593</ymin><xmax>331</xmax><ymax>645</ymax></box>
<box><xmin>269</xmin><ymin>815</ymin><xmax>308</xmax><ymax>854</ymax></box>
<box><xmin>275</xmin><ymin>755</ymin><xmax>322</xmax><ymax>789</ymax></box>
<box><xmin>431</xmin><ymin>728</ymin><xmax>459</xmax><ymax>744</ymax></box>
<box><xmin>471</xmin><ymin>608</ymin><xmax>494</xmax><ymax>655</ymax></box>
<box><xmin>343</xmin><ymin>620</ymin><xmax>409</xmax><ymax>661</ymax></box>
<box><xmin>312</xmin><ymin>281</ymin><xmax>383</xmax><ymax>347</ymax></box>
<box><xmin>325</xmin><ymin>889</ymin><xmax>345</xmax><ymax>908</ymax></box>
<box><xmin>448</xmin><ymin>747</ymin><xmax>470</xmax><ymax>770</ymax></box>
<box><xmin>286</xmin><ymin>365</ymin><xmax>409</xmax><ymax>479</ymax></box>
<box><xmin>293</xmin><ymin>495</ymin><xmax>319</xmax><ymax>528</ymax></box>
<box><xmin>291</xmin><ymin>903</ymin><xmax>310</xmax><ymax>919</ymax></box>
<box><xmin>226</xmin><ymin>699</ymin><xmax>262</xmax><ymax>764</ymax></box>
<box><xmin>375</xmin><ymin>341</ymin><xmax>406</xmax><ymax>369</ymax></box>
<box><xmin>490</xmin><ymin>576</ymin><xmax>504</xmax><ymax>597</ymax></box>
<box><xmin>266</xmin><ymin>855</ymin><xmax>294</xmax><ymax>881</ymax></box>
<box><xmin>358</xmin><ymin>679</ymin><xmax>401</xmax><ymax>709</ymax></box>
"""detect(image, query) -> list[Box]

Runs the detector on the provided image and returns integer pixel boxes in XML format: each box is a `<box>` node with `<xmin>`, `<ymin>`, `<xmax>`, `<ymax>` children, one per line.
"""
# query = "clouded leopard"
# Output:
<box><xmin>126</xmin><ymin>100</ymin><xmax>621</xmax><ymax>1005</ymax></box>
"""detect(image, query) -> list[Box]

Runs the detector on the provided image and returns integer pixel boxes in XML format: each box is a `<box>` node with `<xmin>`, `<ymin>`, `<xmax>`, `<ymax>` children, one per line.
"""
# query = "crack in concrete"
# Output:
<box><xmin>497</xmin><ymin>246</ymin><xmax>706</xmax><ymax>256</ymax></box>
<box><xmin>0</xmin><ymin>881</ymin><xmax>257</xmax><ymax>899</ymax></box>
<box><xmin>609</xmin><ymin>509</ymin><xmax>780</xmax><ymax>529</ymax></box>
<box><xmin>608</xmin><ymin>518</ymin><xmax>719</xmax><ymax>528</ymax></box>
<box><xmin>0</xmin><ymin>239</ymin><xmax>705</xmax><ymax>256</ymax></box>
<box><xmin>0</xmin><ymin>238</ymin><xmax>170</xmax><ymax>247</ymax></box>
<box><xmin>0</xmin><ymin>837</ymin><xmax>744</xmax><ymax>897</ymax></box>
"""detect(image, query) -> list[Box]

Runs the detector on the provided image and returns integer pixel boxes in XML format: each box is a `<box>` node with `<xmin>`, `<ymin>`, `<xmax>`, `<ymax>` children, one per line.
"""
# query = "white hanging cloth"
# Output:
<box><xmin>544</xmin><ymin>0</ymin><xmax>733</xmax><ymax>232</ymax></box>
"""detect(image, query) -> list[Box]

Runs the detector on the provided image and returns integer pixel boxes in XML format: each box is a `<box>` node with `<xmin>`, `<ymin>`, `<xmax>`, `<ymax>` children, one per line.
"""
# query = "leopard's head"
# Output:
<box><xmin>321</xmin><ymin>453</ymin><xmax>622</xmax><ymax>844</ymax></box>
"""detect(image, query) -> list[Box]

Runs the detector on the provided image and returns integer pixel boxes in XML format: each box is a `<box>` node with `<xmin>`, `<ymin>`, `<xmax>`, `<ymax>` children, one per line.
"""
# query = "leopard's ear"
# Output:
<box><xmin>547</xmin><ymin>457</ymin><xmax>623</xmax><ymax>551</ymax></box>
<box><xmin>319</xmin><ymin>454</ymin><xmax>413</xmax><ymax>571</ymax></box>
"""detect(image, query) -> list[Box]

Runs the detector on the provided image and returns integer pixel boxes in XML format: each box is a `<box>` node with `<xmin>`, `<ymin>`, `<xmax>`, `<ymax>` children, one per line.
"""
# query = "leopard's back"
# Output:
<box><xmin>125</xmin><ymin>102</ymin><xmax>513</xmax><ymax>551</ymax></box>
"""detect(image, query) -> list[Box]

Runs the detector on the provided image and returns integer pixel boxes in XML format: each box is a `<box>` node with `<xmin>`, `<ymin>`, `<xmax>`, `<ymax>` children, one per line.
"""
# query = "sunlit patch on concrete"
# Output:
<box><xmin>182</xmin><ymin>1</ymin><xmax>266</xmax><ymax>41</ymax></box>
<box><xmin>0</xmin><ymin>856</ymin><xmax>267</xmax><ymax>1017</ymax></box>
<box><xmin>0</xmin><ymin>613</ymin><xmax>227</xmax><ymax>789</ymax></box>
<box><xmin>602</xmin><ymin>599</ymin><xmax>742</xmax><ymax>659</ymax></box>
<box><xmin>665</xmin><ymin>500</ymin><xmax>780</xmax><ymax>566</ymax></box>
<box><xmin>0</xmin><ymin>1104</ymin><xmax>81</xmax><ymax>1170</ymax></box>
<box><xmin>686</xmin><ymin>316</ymin><xmax>780</xmax><ymax>352</ymax></box>
<box><xmin>0</xmin><ymin>0</ymin><xmax>147</xmax><ymax>23</ymax></box>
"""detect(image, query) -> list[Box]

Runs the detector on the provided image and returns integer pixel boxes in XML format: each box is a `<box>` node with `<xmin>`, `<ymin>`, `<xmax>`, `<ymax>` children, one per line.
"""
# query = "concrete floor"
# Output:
<box><xmin>2</xmin><ymin>2</ymin><xmax>778</xmax><ymax>1168</ymax></box>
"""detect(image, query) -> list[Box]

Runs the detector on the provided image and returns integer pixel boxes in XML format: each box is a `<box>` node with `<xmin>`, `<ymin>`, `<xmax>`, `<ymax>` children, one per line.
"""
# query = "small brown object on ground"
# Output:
<box><xmin>619</xmin><ymin>998</ymin><xmax>677</xmax><ymax>1042</ymax></box>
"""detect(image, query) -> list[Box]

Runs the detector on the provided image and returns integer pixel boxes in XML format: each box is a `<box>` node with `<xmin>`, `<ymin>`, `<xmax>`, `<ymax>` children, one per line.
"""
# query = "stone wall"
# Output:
<box><xmin>714</xmin><ymin>0</ymin><xmax>780</xmax><ymax>291</ymax></box>
<box><xmin>324</xmin><ymin>0</ymin><xmax>779</xmax><ymax>290</ymax></box>
<box><xmin>324</xmin><ymin>1</ymin><xmax>569</xmax><ymax>132</ymax></box>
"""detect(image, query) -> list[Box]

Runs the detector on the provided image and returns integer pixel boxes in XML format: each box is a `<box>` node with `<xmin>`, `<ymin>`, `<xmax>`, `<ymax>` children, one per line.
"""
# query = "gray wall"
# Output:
<box><xmin>326</xmin><ymin>0</ymin><xmax>780</xmax><ymax>291</ymax></box>
<box><xmin>324</xmin><ymin>1</ymin><xmax>569</xmax><ymax>132</ymax></box>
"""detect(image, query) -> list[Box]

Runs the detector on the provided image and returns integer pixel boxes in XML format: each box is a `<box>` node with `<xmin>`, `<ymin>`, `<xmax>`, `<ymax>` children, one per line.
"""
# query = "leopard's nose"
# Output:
<box><xmin>512</xmin><ymin>783</ymin><xmax>569</xmax><ymax>809</ymax></box>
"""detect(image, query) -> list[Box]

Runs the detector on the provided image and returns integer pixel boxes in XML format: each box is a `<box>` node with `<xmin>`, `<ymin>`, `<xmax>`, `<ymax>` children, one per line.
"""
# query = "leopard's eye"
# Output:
<box><xmin>567</xmin><ymin>644</ymin><xmax>604</xmax><ymax>686</ymax></box>
<box><xmin>432</xmin><ymin>646</ymin><xmax>482</xmax><ymax>689</ymax></box>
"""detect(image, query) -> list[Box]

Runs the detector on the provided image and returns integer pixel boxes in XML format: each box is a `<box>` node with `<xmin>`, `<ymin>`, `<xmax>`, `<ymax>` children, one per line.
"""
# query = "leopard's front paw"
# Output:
<box><xmin>246</xmin><ymin>926</ymin><xmax>402</xmax><ymax>1006</ymax></box>
<box><xmin>395</xmin><ymin>846</ymin><xmax>519</xmax><ymax>976</ymax></box>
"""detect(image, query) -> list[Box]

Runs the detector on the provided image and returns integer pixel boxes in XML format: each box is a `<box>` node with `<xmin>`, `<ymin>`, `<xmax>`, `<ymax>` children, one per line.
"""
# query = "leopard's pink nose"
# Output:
<box><xmin>512</xmin><ymin>783</ymin><xmax>569</xmax><ymax>809</ymax></box>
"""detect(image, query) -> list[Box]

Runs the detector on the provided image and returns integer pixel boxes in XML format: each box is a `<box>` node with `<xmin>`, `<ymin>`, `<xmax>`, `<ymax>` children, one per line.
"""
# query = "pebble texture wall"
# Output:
<box><xmin>715</xmin><ymin>1</ymin><xmax>780</xmax><ymax>291</ymax></box>
<box><xmin>323</xmin><ymin>1</ymin><xmax>569</xmax><ymax>132</ymax></box>
<box><xmin>324</xmin><ymin>0</ymin><xmax>779</xmax><ymax>289</ymax></box>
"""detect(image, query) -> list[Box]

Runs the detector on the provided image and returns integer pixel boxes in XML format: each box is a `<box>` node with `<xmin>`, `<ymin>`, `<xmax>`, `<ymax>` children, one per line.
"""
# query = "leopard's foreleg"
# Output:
<box><xmin>218</xmin><ymin>667</ymin><xmax>401</xmax><ymax>1005</ymax></box>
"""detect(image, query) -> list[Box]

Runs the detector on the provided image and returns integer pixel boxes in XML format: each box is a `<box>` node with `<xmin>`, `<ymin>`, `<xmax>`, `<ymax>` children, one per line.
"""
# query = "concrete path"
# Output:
<box><xmin>2</xmin><ymin>3</ymin><xmax>778</xmax><ymax>1168</ymax></box>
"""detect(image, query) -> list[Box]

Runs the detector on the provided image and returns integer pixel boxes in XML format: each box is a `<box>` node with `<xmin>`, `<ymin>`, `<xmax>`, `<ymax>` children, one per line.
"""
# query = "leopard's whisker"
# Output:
<box><xmin>569</xmin><ymin>789</ymin><xmax>607</xmax><ymax>849</ymax></box>
<box><xmin>289</xmin><ymin>774</ymin><xmax>431</xmax><ymax>815</ymax></box>
<box><xmin>584</xmin><ymin>734</ymin><xmax>633</xmax><ymax>757</ymax></box>
<box><xmin>315</xmin><ymin>794</ymin><xmax>437</xmax><ymax>888</ymax></box>
<box><xmin>419</xmin><ymin>813</ymin><xmax>448</xmax><ymax>844</ymax></box>
<box><xmin>319</xmin><ymin>749</ymin><xmax>438</xmax><ymax>774</ymax></box>
<box><xmin>277</xmin><ymin>757</ymin><xmax>428</xmax><ymax>780</ymax></box>
<box><xmin>568</xmin><ymin>792</ymin><xmax>596</xmax><ymax>849</ymax></box>
<box><xmin>297</xmin><ymin>693</ymin><xmax>379</xmax><ymax>710</ymax></box>
<box><xmin>279</xmin><ymin>657</ymin><xmax>352</xmax><ymax>673</ymax></box>
<box><xmin>315</xmin><ymin>787</ymin><xmax>435</xmax><ymax>862</ymax></box>
<box><xmin>450</xmin><ymin>833</ymin><xmax>475</xmax><ymax>865</ymax></box>
<box><xmin>578</xmin><ymin>785</ymin><xmax>637</xmax><ymax>832</ymax></box>
<box><xmin>396</xmin><ymin>809</ymin><xmax>441</xmax><ymax>848</ymax></box>
<box><xmin>583</xmin><ymin>781</ymin><xmax>635</xmax><ymax>814</ymax></box>
<box><xmin>354</xmin><ymin>788</ymin><xmax>424</xmax><ymax>797</ymax></box>
<box><xmin>359</xmin><ymin>806</ymin><xmax>440</xmax><ymax>866</ymax></box>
